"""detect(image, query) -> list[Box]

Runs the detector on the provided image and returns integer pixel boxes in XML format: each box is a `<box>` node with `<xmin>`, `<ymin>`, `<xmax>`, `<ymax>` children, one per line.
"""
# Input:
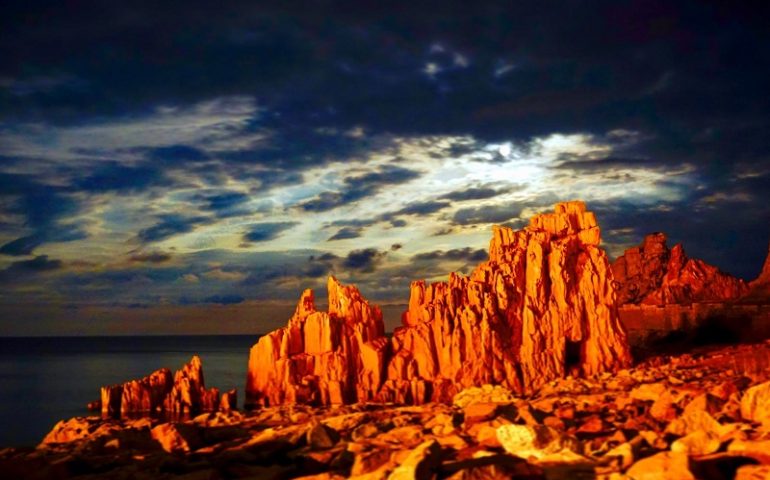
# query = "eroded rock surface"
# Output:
<box><xmin>612</xmin><ymin>232</ymin><xmax>748</xmax><ymax>305</ymax></box>
<box><xmin>247</xmin><ymin>201</ymin><xmax>632</xmax><ymax>406</ymax></box>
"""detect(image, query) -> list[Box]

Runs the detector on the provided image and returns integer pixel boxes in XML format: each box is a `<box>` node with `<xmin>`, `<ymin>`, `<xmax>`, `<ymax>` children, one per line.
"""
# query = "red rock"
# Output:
<box><xmin>165</xmin><ymin>356</ymin><xmax>220</xmax><ymax>414</ymax></box>
<box><xmin>612</xmin><ymin>232</ymin><xmax>748</xmax><ymax>305</ymax></box>
<box><xmin>150</xmin><ymin>422</ymin><xmax>201</xmax><ymax>453</ymax></box>
<box><xmin>246</xmin><ymin>202</ymin><xmax>631</xmax><ymax>406</ymax></box>
<box><xmin>245</xmin><ymin>276</ymin><xmax>386</xmax><ymax>407</ymax></box>
<box><xmin>121</xmin><ymin>368</ymin><xmax>173</xmax><ymax>415</ymax></box>
<box><xmin>220</xmin><ymin>388</ymin><xmax>237</xmax><ymax>412</ymax></box>
<box><xmin>98</xmin><ymin>357</ymin><xmax>222</xmax><ymax>418</ymax></box>
<box><xmin>381</xmin><ymin>201</ymin><xmax>631</xmax><ymax>402</ymax></box>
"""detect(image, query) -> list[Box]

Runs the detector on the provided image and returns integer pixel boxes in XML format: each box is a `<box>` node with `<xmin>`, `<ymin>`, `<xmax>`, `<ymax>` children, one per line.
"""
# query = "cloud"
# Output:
<box><xmin>202</xmin><ymin>294</ymin><xmax>245</xmax><ymax>305</ymax></box>
<box><xmin>452</xmin><ymin>204</ymin><xmax>520</xmax><ymax>226</ymax></box>
<box><xmin>137</xmin><ymin>214</ymin><xmax>207</xmax><ymax>243</ymax></box>
<box><xmin>299</xmin><ymin>165</ymin><xmax>422</xmax><ymax>212</ymax></box>
<box><xmin>129</xmin><ymin>251</ymin><xmax>172</xmax><ymax>264</ymax></box>
<box><xmin>242</xmin><ymin>222</ymin><xmax>298</xmax><ymax>243</ymax></box>
<box><xmin>412</xmin><ymin>247</ymin><xmax>487</xmax><ymax>263</ymax></box>
<box><xmin>439</xmin><ymin>186</ymin><xmax>504</xmax><ymax>201</ymax></box>
<box><xmin>0</xmin><ymin>255</ymin><xmax>63</xmax><ymax>282</ymax></box>
<box><xmin>0</xmin><ymin>234</ymin><xmax>44</xmax><ymax>256</ymax></box>
<box><xmin>342</xmin><ymin>248</ymin><xmax>387</xmax><ymax>273</ymax></box>
<box><xmin>75</xmin><ymin>164</ymin><xmax>172</xmax><ymax>193</ymax></box>
<box><xmin>328</xmin><ymin>227</ymin><xmax>362</xmax><ymax>241</ymax></box>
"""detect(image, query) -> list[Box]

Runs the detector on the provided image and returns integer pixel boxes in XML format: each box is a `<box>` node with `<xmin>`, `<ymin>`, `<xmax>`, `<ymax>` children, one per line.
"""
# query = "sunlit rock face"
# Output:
<box><xmin>612</xmin><ymin>232</ymin><xmax>748</xmax><ymax>305</ymax></box>
<box><xmin>245</xmin><ymin>276</ymin><xmax>387</xmax><ymax>407</ymax></box>
<box><xmin>380</xmin><ymin>200</ymin><xmax>631</xmax><ymax>403</ymax></box>
<box><xmin>99</xmin><ymin>356</ymin><xmax>226</xmax><ymax>417</ymax></box>
<box><xmin>246</xmin><ymin>201</ymin><xmax>632</xmax><ymax>406</ymax></box>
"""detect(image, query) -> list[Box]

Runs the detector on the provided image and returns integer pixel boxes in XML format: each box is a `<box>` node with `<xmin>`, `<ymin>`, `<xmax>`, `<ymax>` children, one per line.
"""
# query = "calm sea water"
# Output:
<box><xmin>0</xmin><ymin>335</ymin><xmax>257</xmax><ymax>447</ymax></box>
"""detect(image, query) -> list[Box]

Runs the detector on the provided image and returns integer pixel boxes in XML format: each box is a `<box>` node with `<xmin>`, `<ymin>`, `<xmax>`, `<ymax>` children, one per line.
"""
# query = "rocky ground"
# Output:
<box><xmin>2</xmin><ymin>341</ymin><xmax>770</xmax><ymax>479</ymax></box>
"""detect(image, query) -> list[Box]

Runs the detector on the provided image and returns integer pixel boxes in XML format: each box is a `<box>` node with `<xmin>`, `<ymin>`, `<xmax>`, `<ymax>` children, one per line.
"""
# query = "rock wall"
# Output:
<box><xmin>612</xmin><ymin>232</ymin><xmax>748</xmax><ymax>305</ymax></box>
<box><xmin>246</xmin><ymin>201</ymin><xmax>632</xmax><ymax>407</ymax></box>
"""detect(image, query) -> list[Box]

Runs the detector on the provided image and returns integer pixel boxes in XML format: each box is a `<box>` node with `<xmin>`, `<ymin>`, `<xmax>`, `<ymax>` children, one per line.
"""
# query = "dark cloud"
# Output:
<box><xmin>0</xmin><ymin>234</ymin><xmax>44</xmax><ymax>256</ymax></box>
<box><xmin>342</xmin><ymin>248</ymin><xmax>386</xmax><ymax>273</ymax></box>
<box><xmin>412</xmin><ymin>247</ymin><xmax>487</xmax><ymax>263</ymax></box>
<box><xmin>390</xmin><ymin>243</ymin><xmax>403</xmax><ymax>251</ymax></box>
<box><xmin>137</xmin><ymin>214</ymin><xmax>206</xmax><ymax>243</ymax></box>
<box><xmin>328</xmin><ymin>227</ymin><xmax>362</xmax><ymax>241</ymax></box>
<box><xmin>147</xmin><ymin>145</ymin><xmax>209</xmax><ymax>164</ymax></box>
<box><xmin>0</xmin><ymin>255</ymin><xmax>63</xmax><ymax>282</ymax></box>
<box><xmin>202</xmin><ymin>294</ymin><xmax>245</xmax><ymax>305</ymax></box>
<box><xmin>452</xmin><ymin>204</ymin><xmax>519</xmax><ymax>226</ymax></box>
<box><xmin>129</xmin><ymin>251</ymin><xmax>172</xmax><ymax>264</ymax></box>
<box><xmin>390</xmin><ymin>200</ymin><xmax>451</xmax><ymax>217</ymax></box>
<box><xmin>242</xmin><ymin>222</ymin><xmax>298</xmax><ymax>243</ymax></box>
<box><xmin>439</xmin><ymin>186</ymin><xmax>504</xmax><ymax>202</ymax></box>
<box><xmin>197</xmin><ymin>190</ymin><xmax>251</xmax><ymax>218</ymax></box>
<box><xmin>75</xmin><ymin>164</ymin><xmax>171</xmax><ymax>193</ymax></box>
<box><xmin>299</xmin><ymin>165</ymin><xmax>421</xmax><ymax>212</ymax></box>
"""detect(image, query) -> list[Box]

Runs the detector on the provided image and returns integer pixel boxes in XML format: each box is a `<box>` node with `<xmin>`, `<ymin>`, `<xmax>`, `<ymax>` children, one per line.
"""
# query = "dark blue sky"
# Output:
<box><xmin>1</xmin><ymin>1</ymin><xmax>769</xmax><ymax>334</ymax></box>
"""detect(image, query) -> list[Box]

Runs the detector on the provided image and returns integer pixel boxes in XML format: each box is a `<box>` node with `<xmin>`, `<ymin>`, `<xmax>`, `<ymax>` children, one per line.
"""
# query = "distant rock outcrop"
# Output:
<box><xmin>98</xmin><ymin>356</ymin><xmax>232</xmax><ymax>418</ymax></box>
<box><xmin>612</xmin><ymin>232</ymin><xmax>748</xmax><ymax>305</ymax></box>
<box><xmin>245</xmin><ymin>201</ymin><xmax>632</xmax><ymax>407</ymax></box>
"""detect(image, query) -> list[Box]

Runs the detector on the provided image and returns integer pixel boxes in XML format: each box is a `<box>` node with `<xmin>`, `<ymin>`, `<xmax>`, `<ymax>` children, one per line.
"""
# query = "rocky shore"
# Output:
<box><xmin>5</xmin><ymin>201</ymin><xmax>770</xmax><ymax>479</ymax></box>
<box><xmin>2</xmin><ymin>340</ymin><xmax>770</xmax><ymax>479</ymax></box>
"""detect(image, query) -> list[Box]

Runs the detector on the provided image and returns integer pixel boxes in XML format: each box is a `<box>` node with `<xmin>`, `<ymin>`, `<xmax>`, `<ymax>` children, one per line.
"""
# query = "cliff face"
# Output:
<box><xmin>612</xmin><ymin>233</ymin><xmax>748</xmax><ymax>305</ymax></box>
<box><xmin>245</xmin><ymin>201</ymin><xmax>632</xmax><ymax>407</ymax></box>
<box><xmin>245</xmin><ymin>276</ymin><xmax>387</xmax><ymax>407</ymax></box>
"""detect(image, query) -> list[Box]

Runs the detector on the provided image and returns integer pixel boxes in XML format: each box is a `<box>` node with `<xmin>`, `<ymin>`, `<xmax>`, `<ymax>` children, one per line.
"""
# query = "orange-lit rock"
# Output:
<box><xmin>165</xmin><ymin>356</ymin><xmax>220</xmax><ymax>414</ymax></box>
<box><xmin>245</xmin><ymin>276</ymin><xmax>387</xmax><ymax>407</ymax></box>
<box><xmin>98</xmin><ymin>356</ymin><xmax>222</xmax><ymax>418</ymax></box>
<box><xmin>612</xmin><ymin>232</ymin><xmax>748</xmax><ymax>305</ymax></box>
<box><xmin>380</xmin><ymin>201</ymin><xmax>631</xmax><ymax>402</ymax></box>
<box><xmin>120</xmin><ymin>368</ymin><xmax>172</xmax><ymax>415</ymax></box>
<box><xmin>246</xmin><ymin>201</ymin><xmax>631</xmax><ymax>406</ymax></box>
<box><xmin>220</xmin><ymin>388</ymin><xmax>237</xmax><ymax>412</ymax></box>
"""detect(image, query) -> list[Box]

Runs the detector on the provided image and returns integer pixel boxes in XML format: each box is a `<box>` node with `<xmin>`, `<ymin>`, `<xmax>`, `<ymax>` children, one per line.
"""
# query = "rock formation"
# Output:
<box><xmin>246</xmin><ymin>200</ymin><xmax>632</xmax><ymax>406</ymax></box>
<box><xmin>98</xmin><ymin>356</ymin><xmax>231</xmax><ymax>418</ymax></box>
<box><xmin>612</xmin><ymin>232</ymin><xmax>748</xmax><ymax>305</ymax></box>
<box><xmin>245</xmin><ymin>276</ymin><xmax>388</xmax><ymax>407</ymax></box>
<box><xmin>380</xmin><ymin>200</ymin><xmax>631</xmax><ymax>402</ymax></box>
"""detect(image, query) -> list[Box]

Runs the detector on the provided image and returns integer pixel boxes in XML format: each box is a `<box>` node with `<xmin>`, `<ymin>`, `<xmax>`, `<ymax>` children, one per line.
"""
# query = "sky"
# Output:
<box><xmin>1</xmin><ymin>1</ymin><xmax>769</xmax><ymax>335</ymax></box>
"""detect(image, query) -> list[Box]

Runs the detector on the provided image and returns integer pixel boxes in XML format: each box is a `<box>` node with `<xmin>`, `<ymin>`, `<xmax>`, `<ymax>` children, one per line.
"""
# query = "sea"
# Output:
<box><xmin>0</xmin><ymin>335</ymin><xmax>257</xmax><ymax>447</ymax></box>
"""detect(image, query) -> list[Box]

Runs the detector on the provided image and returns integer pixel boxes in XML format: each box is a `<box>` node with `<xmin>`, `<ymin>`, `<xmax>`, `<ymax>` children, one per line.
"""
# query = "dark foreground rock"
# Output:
<box><xmin>5</xmin><ymin>341</ymin><xmax>770</xmax><ymax>479</ymax></box>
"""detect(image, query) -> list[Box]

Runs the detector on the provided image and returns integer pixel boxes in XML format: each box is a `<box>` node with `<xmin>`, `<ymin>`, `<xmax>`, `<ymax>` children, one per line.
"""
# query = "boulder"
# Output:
<box><xmin>740</xmin><ymin>381</ymin><xmax>770</xmax><ymax>426</ymax></box>
<box><xmin>626</xmin><ymin>451</ymin><xmax>695</xmax><ymax>480</ymax></box>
